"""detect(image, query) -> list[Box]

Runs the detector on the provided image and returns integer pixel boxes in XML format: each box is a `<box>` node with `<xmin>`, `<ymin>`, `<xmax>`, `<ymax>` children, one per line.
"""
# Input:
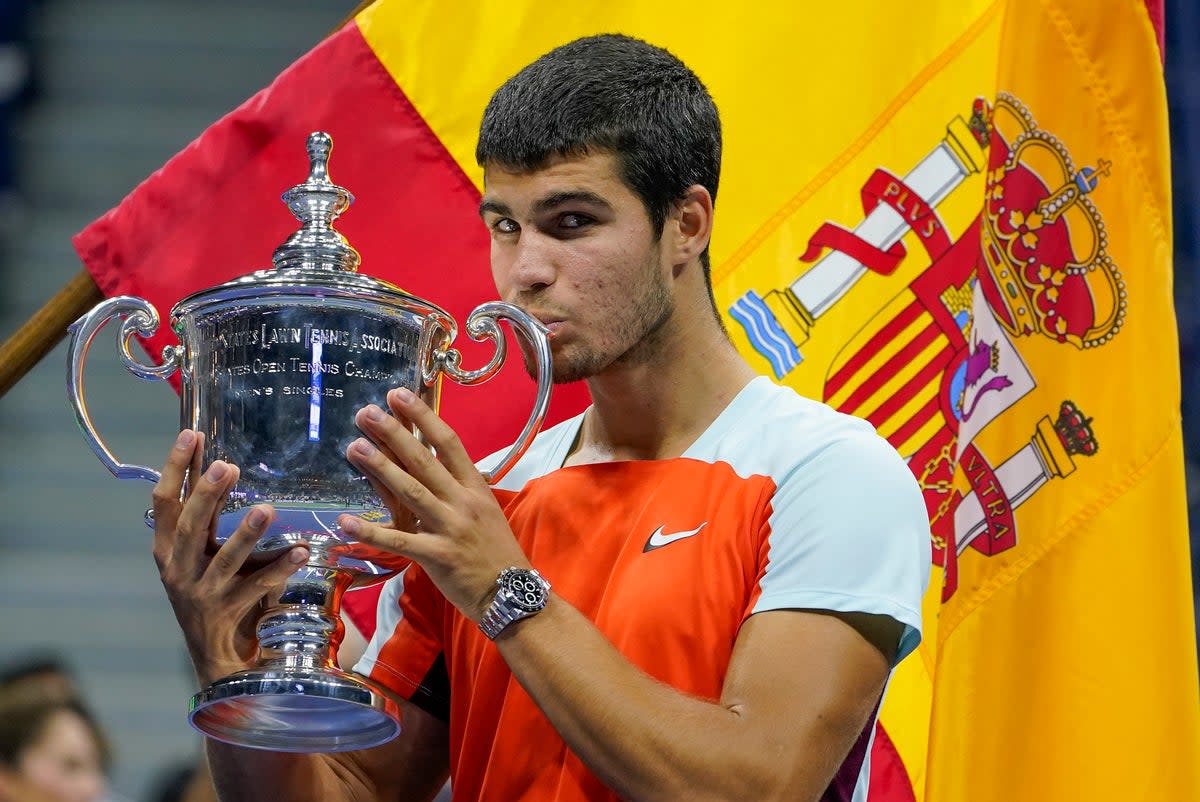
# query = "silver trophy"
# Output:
<box><xmin>66</xmin><ymin>132</ymin><xmax>552</xmax><ymax>752</ymax></box>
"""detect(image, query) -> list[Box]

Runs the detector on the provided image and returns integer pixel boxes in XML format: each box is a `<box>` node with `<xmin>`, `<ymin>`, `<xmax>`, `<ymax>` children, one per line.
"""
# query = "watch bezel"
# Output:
<box><xmin>498</xmin><ymin>568</ymin><xmax>549</xmax><ymax>614</ymax></box>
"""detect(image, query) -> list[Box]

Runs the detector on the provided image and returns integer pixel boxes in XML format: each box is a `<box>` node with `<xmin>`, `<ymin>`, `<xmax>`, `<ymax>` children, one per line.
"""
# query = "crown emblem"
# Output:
<box><xmin>1053</xmin><ymin>400</ymin><xmax>1098</xmax><ymax>457</ymax></box>
<box><xmin>977</xmin><ymin>94</ymin><xmax>1125</xmax><ymax>348</ymax></box>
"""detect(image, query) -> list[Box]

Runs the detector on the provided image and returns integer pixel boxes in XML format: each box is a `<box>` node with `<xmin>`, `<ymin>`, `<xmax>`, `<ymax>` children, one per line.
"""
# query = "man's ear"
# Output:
<box><xmin>666</xmin><ymin>184</ymin><xmax>714</xmax><ymax>271</ymax></box>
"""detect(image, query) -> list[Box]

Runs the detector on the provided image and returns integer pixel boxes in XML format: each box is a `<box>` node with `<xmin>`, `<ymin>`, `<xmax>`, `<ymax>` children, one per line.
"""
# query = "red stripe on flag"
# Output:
<box><xmin>835</xmin><ymin>320</ymin><xmax>942</xmax><ymax>416</ymax></box>
<box><xmin>72</xmin><ymin>21</ymin><xmax>589</xmax><ymax>464</ymax></box>
<box><xmin>862</xmin><ymin>343</ymin><xmax>955</xmax><ymax>430</ymax></box>
<box><xmin>867</xmin><ymin>721</ymin><xmax>917</xmax><ymax>802</ymax></box>
<box><xmin>825</xmin><ymin>299</ymin><xmax>924</xmax><ymax>398</ymax></box>
<box><xmin>1144</xmin><ymin>0</ymin><xmax>1165</xmax><ymax>64</ymax></box>
<box><xmin>885</xmin><ymin>393</ymin><xmax>942</xmax><ymax>451</ymax></box>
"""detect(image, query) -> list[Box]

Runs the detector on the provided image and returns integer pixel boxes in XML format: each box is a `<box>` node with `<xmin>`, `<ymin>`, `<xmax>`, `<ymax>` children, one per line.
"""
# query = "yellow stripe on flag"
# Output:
<box><xmin>357</xmin><ymin>1</ymin><xmax>999</xmax><ymax>270</ymax></box>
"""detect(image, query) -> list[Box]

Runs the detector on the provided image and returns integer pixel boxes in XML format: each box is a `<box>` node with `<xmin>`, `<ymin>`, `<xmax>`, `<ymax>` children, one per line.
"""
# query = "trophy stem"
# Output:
<box><xmin>255</xmin><ymin>559</ymin><xmax>349</xmax><ymax>672</ymax></box>
<box><xmin>188</xmin><ymin>547</ymin><xmax>402</xmax><ymax>752</ymax></box>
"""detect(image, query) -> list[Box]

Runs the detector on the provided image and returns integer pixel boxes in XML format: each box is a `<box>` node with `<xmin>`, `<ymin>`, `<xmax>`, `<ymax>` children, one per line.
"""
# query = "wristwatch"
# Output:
<box><xmin>478</xmin><ymin>567</ymin><xmax>551</xmax><ymax>639</ymax></box>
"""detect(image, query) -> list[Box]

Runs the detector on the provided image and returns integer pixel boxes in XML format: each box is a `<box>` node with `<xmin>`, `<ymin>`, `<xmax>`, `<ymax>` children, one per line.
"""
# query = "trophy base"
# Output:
<box><xmin>189</xmin><ymin>665</ymin><xmax>402</xmax><ymax>752</ymax></box>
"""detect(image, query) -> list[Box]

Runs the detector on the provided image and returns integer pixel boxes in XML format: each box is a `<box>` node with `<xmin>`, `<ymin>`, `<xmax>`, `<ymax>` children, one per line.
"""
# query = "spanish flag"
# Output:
<box><xmin>73</xmin><ymin>1</ymin><xmax>1199</xmax><ymax>798</ymax></box>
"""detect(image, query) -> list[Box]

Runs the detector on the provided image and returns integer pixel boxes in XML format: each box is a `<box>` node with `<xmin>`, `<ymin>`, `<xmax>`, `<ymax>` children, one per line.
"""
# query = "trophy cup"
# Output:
<box><xmin>66</xmin><ymin>132</ymin><xmax>552</xmax><ymax>752</ymax></box>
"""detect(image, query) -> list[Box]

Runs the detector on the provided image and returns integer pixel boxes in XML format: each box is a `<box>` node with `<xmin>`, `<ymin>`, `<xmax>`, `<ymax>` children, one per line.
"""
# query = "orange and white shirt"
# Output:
<box><xmin>355</xmin><ymin>376</ymin><xmax>930</xmax><ymax>802</ymax></box>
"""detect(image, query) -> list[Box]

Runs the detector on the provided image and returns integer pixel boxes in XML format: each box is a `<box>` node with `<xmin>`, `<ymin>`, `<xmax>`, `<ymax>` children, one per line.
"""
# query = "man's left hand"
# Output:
<box><xmin>339</xmin><ymin>387</ymin><xmax>530</xmax><ymax>621</ymax></box>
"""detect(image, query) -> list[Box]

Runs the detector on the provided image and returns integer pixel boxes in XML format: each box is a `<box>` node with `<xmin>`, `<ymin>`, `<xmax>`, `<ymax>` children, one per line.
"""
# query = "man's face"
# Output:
<box><xmin>480</xmin><ymin>151</ymin><xmax>674</xmax><ymax>384</ymax></box>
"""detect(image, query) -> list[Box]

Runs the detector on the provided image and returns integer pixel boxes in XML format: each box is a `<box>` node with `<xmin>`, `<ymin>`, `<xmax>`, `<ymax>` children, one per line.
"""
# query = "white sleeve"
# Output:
<box><xmin>751</xmin><ymin>430</ymin><xmax>932</xmax><ymax>665</ymax></box>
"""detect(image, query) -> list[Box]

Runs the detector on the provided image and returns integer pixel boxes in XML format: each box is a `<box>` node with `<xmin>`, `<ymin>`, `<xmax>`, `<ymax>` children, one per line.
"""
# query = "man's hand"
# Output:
<box><xmin>152</xmin><ymin>430</ymin><xmax>309</xmax><ymax>686</ymax></box>
<box><xmin>339</xmin><ymin>387</ymin><xmax>529</xmax><ymax>621</ymax></box>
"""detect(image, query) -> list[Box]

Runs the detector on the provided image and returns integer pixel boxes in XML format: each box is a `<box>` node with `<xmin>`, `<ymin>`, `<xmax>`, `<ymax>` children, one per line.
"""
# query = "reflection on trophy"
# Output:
<box><xmin>66</xmin><ymin>132</ymin><xmax>553</xmax><ymax>752</ymax></box>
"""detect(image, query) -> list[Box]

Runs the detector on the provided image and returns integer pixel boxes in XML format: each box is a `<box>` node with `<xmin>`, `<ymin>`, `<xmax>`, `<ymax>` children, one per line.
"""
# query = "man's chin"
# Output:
<box><xmin>519</xmin><ymin>344</ymin><xmax>593</xmax><ymax>385</ymax></box>
<box><xmin>523</xmin><ymin>357</ymin><xmax>587</xmax><ymax>385</ymax></box>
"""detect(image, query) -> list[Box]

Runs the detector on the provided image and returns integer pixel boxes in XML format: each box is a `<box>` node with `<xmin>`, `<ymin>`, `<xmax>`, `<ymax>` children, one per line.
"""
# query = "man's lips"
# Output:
<box><xmin>527</xmin><ymin>312</ymin><xmax>566</xmax><ymax>337</ymax></box>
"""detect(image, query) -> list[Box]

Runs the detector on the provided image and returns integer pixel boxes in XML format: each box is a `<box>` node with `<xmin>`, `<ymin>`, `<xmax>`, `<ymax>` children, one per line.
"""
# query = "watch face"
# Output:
<box><xmin>502</xmin><ymin>570</ymin><xmax>547</xmax><ymax>613</ymax></box>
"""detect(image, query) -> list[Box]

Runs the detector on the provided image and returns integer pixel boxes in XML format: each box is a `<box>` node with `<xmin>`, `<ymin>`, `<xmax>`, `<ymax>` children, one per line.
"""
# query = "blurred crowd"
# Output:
<box><xmin>0</xmin><ymin>656</ymin><xmax>111</xmax><ymax>802</ymax></box>
<box><xmin>0</xmin><ymin>616</ymin><xmax>374</xmax><ymax>802</ymax></box>
<box><xmin>0</xmin><ymin>655</ymin><xmax>222</xmax><ymax>802</ymax></box>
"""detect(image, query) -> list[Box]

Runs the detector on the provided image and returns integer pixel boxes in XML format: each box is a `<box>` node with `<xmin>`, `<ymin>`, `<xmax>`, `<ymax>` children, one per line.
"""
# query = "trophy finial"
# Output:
<box><xmin>307</xmin><ymin>131</ymin><xmax>332</xmax><ymax>182</ymax></box>
<box><xmin>272</xmin><ymin>131</ymin><xmax>361</xmax><ymax>272</ymax></box>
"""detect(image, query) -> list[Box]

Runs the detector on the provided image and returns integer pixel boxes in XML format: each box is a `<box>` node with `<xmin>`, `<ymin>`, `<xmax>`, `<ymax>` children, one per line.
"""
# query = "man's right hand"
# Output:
<box><xmin>150</xmin><ymin>430</ymin><xmax>451</xmax><ymax>802</ymax></box>
<box><xmin>151</xmin><ymin>429</ymin><xmax>309</xmax><ymax>686</ymax></box>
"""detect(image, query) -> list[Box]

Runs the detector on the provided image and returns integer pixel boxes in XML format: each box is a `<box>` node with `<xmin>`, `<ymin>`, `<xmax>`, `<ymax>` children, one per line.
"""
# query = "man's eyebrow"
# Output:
<box><xmin>533</xmin><ymin>190</ymin><xmax>612</xmax><ymax>215</ymax></box>
<box><xmin>478</xmin><ymin>198</ymin><xmax>511</xmax><ymax>219</ymax></box>
<box><xmin>478</xmin><ymin>190</ymin><xmax>613</xmax><ymax>220</ymax></box>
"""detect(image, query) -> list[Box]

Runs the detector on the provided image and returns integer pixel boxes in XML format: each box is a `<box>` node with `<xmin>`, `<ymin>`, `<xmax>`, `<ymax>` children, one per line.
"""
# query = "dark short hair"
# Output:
<box><xmin>476</xmin><ymin>34</ymin><xmax>722</xmax><ymax>275</ymax></box>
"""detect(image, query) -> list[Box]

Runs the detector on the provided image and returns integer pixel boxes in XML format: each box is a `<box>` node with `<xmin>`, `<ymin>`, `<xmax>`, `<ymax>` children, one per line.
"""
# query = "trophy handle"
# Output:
<box><xmin>434</xmin><ymin>301</ymin><xmax>552</xmax><ymax>485</ymax></box>
<box><xmin>67</xmin><ymin>295</ymin><xmax>184</xmax><ymax>483</ymax></box>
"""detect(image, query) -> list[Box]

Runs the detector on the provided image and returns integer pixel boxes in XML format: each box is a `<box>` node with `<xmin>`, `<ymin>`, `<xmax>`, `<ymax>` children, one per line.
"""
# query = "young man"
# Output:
<box><xmin>152</xmin><ymin>34</ymin><xmax>930</xmax><ymax>802</ymax></box>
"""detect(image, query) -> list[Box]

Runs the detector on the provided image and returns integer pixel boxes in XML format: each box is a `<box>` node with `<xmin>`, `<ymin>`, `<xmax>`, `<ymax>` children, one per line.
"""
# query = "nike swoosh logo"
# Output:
<box><xmin>643</xmin><ymin>522</ymin><xmax>708</xmax><ymax>553</ymax></box>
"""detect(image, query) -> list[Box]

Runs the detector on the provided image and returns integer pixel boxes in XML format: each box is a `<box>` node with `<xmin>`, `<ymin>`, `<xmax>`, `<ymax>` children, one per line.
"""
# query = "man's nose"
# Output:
<box><xmin>506</xmin><ymin>233</ymin><xmax>557</xmax><ymax>292</ymax></box>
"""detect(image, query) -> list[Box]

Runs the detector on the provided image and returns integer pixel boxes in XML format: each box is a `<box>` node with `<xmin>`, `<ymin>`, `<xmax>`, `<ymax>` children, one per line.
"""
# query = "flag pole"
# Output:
<box><xmin>0</xmin><ymin>0</ymin><xmax>376</xmax><ymax>400</ymax></box>
<box><xmin>0</xmin><ymin>268</ymin><xmax>102</xmax><ymax>397</ymax></box>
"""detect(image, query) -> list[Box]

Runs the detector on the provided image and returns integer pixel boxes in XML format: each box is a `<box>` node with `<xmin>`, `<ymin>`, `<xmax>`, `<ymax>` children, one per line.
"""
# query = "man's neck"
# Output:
<box><xmin>564</xmin><ymin>312</ymin><xmax>758</xmax><ymax>466</ymax></box>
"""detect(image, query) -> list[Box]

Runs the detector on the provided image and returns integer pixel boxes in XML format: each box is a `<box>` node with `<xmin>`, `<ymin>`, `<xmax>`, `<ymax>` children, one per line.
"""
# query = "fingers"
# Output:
<box><xmin>358</xmin><ymin>432</ymin><xmax>408</xmax><ymax>523</ymax></box>
<box><xmin>152</xmin><ymin>430</ymin><xmax>199</xmax><ymax>568</ymax></box>
<box><xmin>204</xmin><ymin>504</ymin><xmax>273</xmax><ymax>585</ymax></box>
<box><xmin>356</xmin><ymin>461</ymin><xmax>415</xmax><ymax>531</ymax></box>
<box><xmin>346</xmin><ymin>434</ymin><xmax>444</xmax><ymax>525</ymax></box>
<box><xmin>350</xmin><ymin>388</ymin><xmax>479</xmax><ymax>504</ymax></box>
<box><xmin>355</xmin><ymin>402</ymin><xmax>450</xmax><ymax>493</ymax></box>
<box><xmin>155</xmin><ymin>430</ymin><xmax>196</xmax><ymax>504</ymax></box>
<box><xmin>173</xmin><ymin>461</ymin><xmax>240</xmax><ymax>571</ymax></box>
<box><xmin>227</xmin><ymin>546</ymin><xmax>311</xmax><ymax>612</ymax></box>
<box><xmin>337</xmin><ymin>514</ymin><xmax>438</xmax><ymax>563</ymax></box>
<box><xmin>348</xmin><ymin>387</ymin><xmax>492</xmax><ymax>535</ymax></box>
<box><xmin>347</xmin><ymin>400</ymin><xmax>421</xmax><ymax>521</ymax></box>
<box><xmin>186</xmin><ymin>431</ymin><xmax>205</xmax><ymax>500</ymax></box>
<box><xmin>386</xmin><ymin>388</ymin><xmax>480</xmax><ymax>485</ymax></box>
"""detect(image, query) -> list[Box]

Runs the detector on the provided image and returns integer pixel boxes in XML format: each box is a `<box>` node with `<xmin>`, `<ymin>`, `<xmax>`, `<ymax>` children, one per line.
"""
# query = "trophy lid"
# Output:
<box><xmin>271</xmin><ymin>131</ymin><xmax>360</xmax><ymax>273</ymax></box>
<box><xmin>171</xmin><ymin>132</ymin><xmax>449</xmax><ymax>325</ymax></box>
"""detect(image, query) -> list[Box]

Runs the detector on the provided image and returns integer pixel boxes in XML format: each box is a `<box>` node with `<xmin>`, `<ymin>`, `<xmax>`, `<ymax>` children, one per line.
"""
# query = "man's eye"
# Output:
<box><xmin>493</xmin><ymin>218</ymin><xmax>519</xmax><ymax>234</ymax></box>
<box><xmin>559</xmin><ymin>213</ymin><xmax>592</xmax><ymax>229</ymax></box>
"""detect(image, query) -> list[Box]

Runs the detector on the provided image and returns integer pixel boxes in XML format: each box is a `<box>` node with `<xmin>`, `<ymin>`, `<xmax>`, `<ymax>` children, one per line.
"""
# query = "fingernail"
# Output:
<box><xmin>205</xmin><ymin>461</ymin><xmax>228</xmax><ymax>482</ymax></box>
<box><xmin>351</xmin><ymin>438</ymin><xmax>376</xmax><ymax>457</ymax></box>
<box><xmin>392</xmin><ymin>387</ymin><xmax>416</xmax><ymax>404</ymax></box>
<box><xmin>174</xmin><ymin>430</ymin><xmax>195</xmax><ymax>450</ymax></box>
<box><xmin>363</xmin><ymin>404</ymin><xmax>386</xmax><ymax>422</ymax></box>
<box><xmin>339</xmin><ymin>515</ymin><xmax>361</xmax><ymax>534</ymax></box>
<box><xmin>289</xmin><ymin>547</ymin><xmax>308</xmax><ymax>564</ymax></box>
<box><xmin>247</xmin><ymin>507</ymin><xmax>267</xmax><ymax>528</ymax></box>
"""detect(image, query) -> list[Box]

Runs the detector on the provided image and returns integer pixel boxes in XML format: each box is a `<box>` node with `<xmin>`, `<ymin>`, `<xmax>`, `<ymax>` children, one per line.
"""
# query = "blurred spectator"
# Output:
<box><xmin>0</xmin><ymin>694</ymin><xmax>109</xmax><ymax>802</ymax></box>
<box><xmin>0</xmin><ymin>656</ymin><xmax>80</xmax><ymax>707</ymax></box>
